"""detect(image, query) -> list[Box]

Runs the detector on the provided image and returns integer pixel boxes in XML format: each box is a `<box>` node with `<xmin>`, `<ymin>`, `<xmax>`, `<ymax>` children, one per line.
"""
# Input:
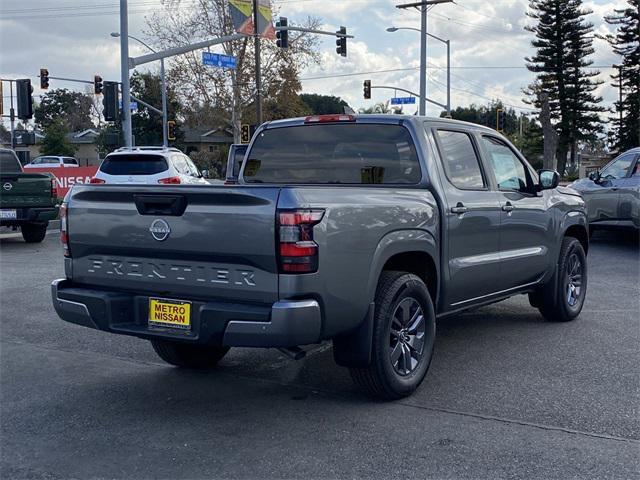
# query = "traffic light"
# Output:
<box><xmin>496</xmin><ymin>108</ymin><xmax>506</xmax><ymax>132</ymax></box>
<box><xmin>40</xmin><ymin>68</ymin><xmax>49</xmax><ymax>90</ymax></box>
<box><xmin>276</xmin><ymin>17</ymin><xmax>288</xmax><ymax>49</ymax></box>
<box><xmin>336</xmin><ymin>26</ymin><xmax>347</xmax><ymax>57</ymax></box>
<box><xmin>94</xmin><ymin>75</ymin><xmax>103</xmax><ymax>95</ymax></box>
<box><xmin>167</xmin><ymin>121</ymin><xmax>177</xmax><ymax>141</ymax></box>
<box><xmin>363</xmin><ymin>79</ymin><xmax>371</xmax><ymax>100</ymax></box>
<box><xmin>240</xmin><ymin>124</ymin><xmax>251</xmax><ymax>144</ymax></box>
<box><xmin>102</xmin><ymin>81</ymin><xmax>119</xmax><ymax>121</ymax></box>
<box><xmin>16</xmin><ymin>79</ymin><xmax>33</xmax><ymax>120</ymax></box>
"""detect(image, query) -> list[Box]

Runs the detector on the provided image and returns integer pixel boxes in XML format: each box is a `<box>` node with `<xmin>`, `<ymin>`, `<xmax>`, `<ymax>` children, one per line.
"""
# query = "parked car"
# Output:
<box><xmin>224</xmin><ymin>144</ymin><xmax>248</xmax><ymax>184</ymax></box>
<box><xmin>51</xmin><ymin>115</ymin><xmax>589</xmax><ymax>400</ymax></box>
<box><xmin>90</xmin><ymin>147</ymin><xmax>209</xmax><ymax>185</ymax></box>
<box><xmin>24</xmin><ymin>156</ymin><xmax>79</xmax><ymax>169</ymax></box>
<box><xmin>0</xmin><ymin>148</ymin><xmax>59</xmax><ymax>242</ymax></box>
<box><xmin>570</xmin><ymin>147</ymin><xmax>640</xmax><ymax>233</ymax></box>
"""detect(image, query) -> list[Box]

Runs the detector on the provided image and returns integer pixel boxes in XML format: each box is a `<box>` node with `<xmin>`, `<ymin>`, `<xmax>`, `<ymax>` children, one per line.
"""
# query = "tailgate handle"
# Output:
<box><xmin>134</xmin><ymin>195</ymin><xmax>187</xmax><ymax>216</ymax></box>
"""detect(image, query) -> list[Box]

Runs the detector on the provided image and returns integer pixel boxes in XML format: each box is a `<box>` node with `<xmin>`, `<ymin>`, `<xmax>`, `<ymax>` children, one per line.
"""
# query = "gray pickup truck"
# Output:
<box><xmin>52</xmin><ymin>115</ymin><xmax>589</xmax><ymax>399</ymax></box>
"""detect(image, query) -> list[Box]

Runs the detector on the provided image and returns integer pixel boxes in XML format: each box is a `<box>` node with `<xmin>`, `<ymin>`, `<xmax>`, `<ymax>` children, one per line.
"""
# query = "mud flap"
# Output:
<box><xmin>332</xmin><ymin>302</ymin><xmax>375</xmax><ymax>368</ymax></box>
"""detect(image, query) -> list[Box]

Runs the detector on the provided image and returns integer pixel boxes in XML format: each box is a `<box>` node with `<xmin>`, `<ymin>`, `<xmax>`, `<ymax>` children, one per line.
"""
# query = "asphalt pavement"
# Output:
<box><xmin>1</xmin><ymin>229</ymin><xmax>638</xmax><ymax>479</ymax></box>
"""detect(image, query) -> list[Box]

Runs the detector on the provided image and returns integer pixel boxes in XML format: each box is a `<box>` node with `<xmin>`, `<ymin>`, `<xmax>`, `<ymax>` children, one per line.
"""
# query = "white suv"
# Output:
<box><xmin>91</xmin><ymin>147</ymin><xmax>208</xmax><ymax>185</ymax></box>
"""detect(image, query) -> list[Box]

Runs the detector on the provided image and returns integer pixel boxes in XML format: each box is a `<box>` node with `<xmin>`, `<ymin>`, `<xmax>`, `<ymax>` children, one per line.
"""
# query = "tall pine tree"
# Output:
<box><xmin>604</xmin><ymin>0</ymin><xmax>640</xmax><ymax>151</ymax></box>
<box><xmin>525</xmin><ymin>0</ymin><xmax>604</xmax><ymax>175</ymax></box>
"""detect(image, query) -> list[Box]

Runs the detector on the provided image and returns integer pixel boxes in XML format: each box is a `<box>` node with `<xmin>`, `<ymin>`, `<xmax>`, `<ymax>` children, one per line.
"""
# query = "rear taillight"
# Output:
<box><xmin>51</xmin><ymin>178</ymin><xmax>58</xmax><ymax>198</ymax></box>
<box><xmin>60</xmin><ymin>203</ymin><xmax>70</xmax><ymax>257</ymax></box>
<box><xmin>277</xmin><ymin>209</ymin><xmax>324</xmax><ymax>274</ymax></box>
<box><xmin>89</xmin><ymin>177</ymin><xmax>105</xmax><ymax>184</ymax></box>
<box><xmin>158</xmin><ymin>176</ymin><xmax>181</xmax><ymax>184</ymax></box>
<box><xmin>304</xmin><ymin>114</ymin><xmax>355</xmax><ymax>123</ymax></box>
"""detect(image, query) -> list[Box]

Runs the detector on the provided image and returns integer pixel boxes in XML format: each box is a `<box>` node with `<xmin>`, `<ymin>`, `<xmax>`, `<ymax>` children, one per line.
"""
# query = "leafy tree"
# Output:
<box><xmin>146</xmin><ymin>0</ymin><xmax>320</xmax><ymax>142</ymax></box>
<box><xmin>442</xmin><ymin>101</ymin><xmax>543</xmax><ymax>165</ymax></box>
<box><xmin>0</xmin><ymin>124</ymin><xmax>11</xmax><ymax>144</ymax></box>
<box><xmin>300</xmin><ymin>94</ymin><xmax>351</xmax><ymax>115</ymax></box>
<box><xmin>96</xmin><ymin>125</ymin><xmax>122</xmax><ymax>157</ymax></box>
<box><xmin>40</xmin><ymin>119</ymin><xmax>77</xmax><ymax>156</ymax></box>
<box><xmin>34</xmin><ymin>88</ymin><xmax>94</xmax><ymax>131</ymax></box>
<box><xmin>604</xmin><ymin>0</ymin><xmax>640</xmax><ymax>151</ymax></box>
<box><xmin>130</xmin><ymin>71</ymin><xmax>184</xmax><ymax>148</ymax></box>
<box><xmin>525</xmin><ymin>0</ymin><xmax>604</xmax><ymax>174</ymax></box>
<box><xmin>359</xmin><ymin>101</ymin><xmax>402</xmax><ymax>114</ymax></box>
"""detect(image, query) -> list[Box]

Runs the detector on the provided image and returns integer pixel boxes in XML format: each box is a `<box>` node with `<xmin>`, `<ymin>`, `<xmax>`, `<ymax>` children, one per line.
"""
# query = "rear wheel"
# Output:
<box><xmin>349</xmin><ymin>271</ymin><xmax>436</xmax><ymax>400</ymax></box>
<box><xmin>533</xmin><ymin>237</ymin><xmax>587</xmax><ymax>322</ymax></box>
<box><xmin>21</xmin><ymin>222</ymin><xmax>48</xmax><ymax>243</ymax></box>
<box><xmin>151</xmin><ymin>340</ymin><xmax>229</xmax><ymax>369</ymax></box>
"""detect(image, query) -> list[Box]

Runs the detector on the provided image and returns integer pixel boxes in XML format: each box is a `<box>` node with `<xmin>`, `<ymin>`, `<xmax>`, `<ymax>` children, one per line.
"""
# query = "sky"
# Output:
<box><xmin>0</xmin><ymin>0</ymin><xmax>629</xmax><ymax>127</ymax></box>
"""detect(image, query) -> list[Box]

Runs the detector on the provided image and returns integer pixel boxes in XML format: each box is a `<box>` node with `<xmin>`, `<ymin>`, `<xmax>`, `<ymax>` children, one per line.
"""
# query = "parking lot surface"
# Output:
<box><xmin>1</xmin><ymin>229</ymin><xmax>638</xmax><ymax>479</ymax></box>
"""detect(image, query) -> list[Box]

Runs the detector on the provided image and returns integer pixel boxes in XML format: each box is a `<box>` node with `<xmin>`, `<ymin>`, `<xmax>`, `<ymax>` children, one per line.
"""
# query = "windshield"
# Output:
<box><xmin>0</xmin><ymin>151</ymin><xmax>22</xmax><ymax>173</ymax></box>
<box><xmin>99</xmin><ymin>154</ymin><xmax>168</xmax><ymax>176</ymax></box>
<box><xmin>243</xmin><ymin>123</ymin><xmax>421</xmax><ymax>184</ymax></box>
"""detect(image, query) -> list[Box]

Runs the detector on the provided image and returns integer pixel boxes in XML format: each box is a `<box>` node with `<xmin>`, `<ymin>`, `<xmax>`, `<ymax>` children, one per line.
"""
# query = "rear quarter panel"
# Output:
<box><xmin>277</xmin><ymin>187</ymin><xmax>439</xmax><ymax>338</ymax></box>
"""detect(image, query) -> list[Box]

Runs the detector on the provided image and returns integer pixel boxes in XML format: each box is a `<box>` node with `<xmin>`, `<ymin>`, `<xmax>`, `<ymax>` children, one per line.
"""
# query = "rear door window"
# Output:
<box><xmin>63</xmin><ymin>158</ymin><xmax>78</xmax><ymax>165</ymax></box>
<box><xmin>243</xmin><ymin>124</ymin><xmax>421</xmax><ymax>184</ymax></box>
<box><xmin>99</xmin><ymin>154</ymin><xmax>168</xmax><ymax>175</ymax></box>
<box><xmin>435</xmin><ymin>130</ymin><xmax>485</xmax><ymax>189</ymax></box>
<box><xmin>0</xmin><ymin>151</ymin><xmax>22</xmax><ymax>172</ymax></box>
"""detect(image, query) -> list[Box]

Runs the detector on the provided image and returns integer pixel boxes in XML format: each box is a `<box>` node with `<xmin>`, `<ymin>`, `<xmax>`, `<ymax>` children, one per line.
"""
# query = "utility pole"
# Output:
<box><xmin>9</xmin><ymin>80</ymin><xmax>15</xmax><ymax>149</ymax></box>
<box><xmin>396</xmin><ymin>0</ymin><xmax>453</xmax><ymax>117</ymax></box>
<box><xmin>160</xmin><ymin>58</ymin><xmax>167</xmax><ymax>147</ymax></box>
<box><xmin>253</xmin><ymin>0</ymin><xmax>262</xmax><ymax>126</ymax></box>
<box><xmin>419</xmin><ymin>4</ymin><xmax>427</xmax><ymax>116</ymax></box>
<box><xmin>120</xmin><ymin>0</ymin><xmax>132</xmax><ymax>147</ymax></box>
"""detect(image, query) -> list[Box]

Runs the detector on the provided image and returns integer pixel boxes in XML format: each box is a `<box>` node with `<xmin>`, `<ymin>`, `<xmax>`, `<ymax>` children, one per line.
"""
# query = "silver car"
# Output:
<box><xmin>570</xmin><ymin>147</ymin><xmax>640</xmax><ymax>233</ymax></box>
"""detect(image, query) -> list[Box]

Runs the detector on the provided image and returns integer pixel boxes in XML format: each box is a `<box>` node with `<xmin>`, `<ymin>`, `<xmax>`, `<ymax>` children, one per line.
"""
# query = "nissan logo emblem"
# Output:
<box><xmin>3</xmin><ymin>182</ymin><xmax>12</xmax><ymax>191</ymax></box>
<box><xmin>149</xmin><ymin>219</ymin><xmax>171</xmax><ymax>242</ymax></box>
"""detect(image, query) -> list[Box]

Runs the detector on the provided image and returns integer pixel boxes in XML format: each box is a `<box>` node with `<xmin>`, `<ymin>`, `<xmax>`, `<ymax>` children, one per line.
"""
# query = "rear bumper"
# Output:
<box><xmin>0</xmin><ymin>206</ymin><xmax>58</xmax><ymax>226</ymax></box>
<box><xmin>51</xmin><ymin>279</ymin><xmax>322</xmax><ymax>348</ymax></box>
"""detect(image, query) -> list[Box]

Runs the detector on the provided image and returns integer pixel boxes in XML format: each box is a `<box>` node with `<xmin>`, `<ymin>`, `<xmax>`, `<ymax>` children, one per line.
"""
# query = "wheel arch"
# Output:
<box><xmin>561</xmin><ymin>211</ymin><xmax>589</xmax><ymax>254</ymax></box>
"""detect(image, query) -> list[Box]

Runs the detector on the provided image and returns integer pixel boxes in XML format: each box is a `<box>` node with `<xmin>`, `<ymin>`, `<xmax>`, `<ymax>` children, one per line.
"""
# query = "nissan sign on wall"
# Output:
<box><xmin>27</xmin><ymin>166</ymin><xmax>99</xmax><ymax>197</ymax></box>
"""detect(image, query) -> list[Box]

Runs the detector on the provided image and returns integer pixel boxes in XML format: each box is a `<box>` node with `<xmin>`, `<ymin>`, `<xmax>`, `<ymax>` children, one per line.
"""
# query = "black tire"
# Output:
<box><xmin>534</xmin><ymin>237</ymin><xmax>587</xmax><ymax>322</ymax></box>
<box><xmin>21</xmin><ymin>222</ymin><xmax>47</xmax><ymax>243</ymax></box>
<box><xmin>350</xmin><ymin>271</ymin><xmax>436</xmax><ymax>400</ymax></box>
<box><xmin>151</xmin><ymin>340</ymin><xmax>229</xmax><ymax>369</ymax></box>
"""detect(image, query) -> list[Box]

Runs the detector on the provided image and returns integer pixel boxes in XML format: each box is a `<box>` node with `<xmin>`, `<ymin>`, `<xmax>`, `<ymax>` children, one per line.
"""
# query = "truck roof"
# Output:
<box><xmin>262</xmin><ymin>114</ymin><xmax>499</xmax><ymax>134</ymax></box>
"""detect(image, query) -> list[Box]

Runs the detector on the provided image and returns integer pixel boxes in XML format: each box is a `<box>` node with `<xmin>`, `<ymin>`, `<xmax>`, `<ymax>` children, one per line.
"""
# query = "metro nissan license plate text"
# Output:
<box><xmin>148</xmin><ymin>298</ymin><xmax>191</xmax><ymax>330</ymax></box>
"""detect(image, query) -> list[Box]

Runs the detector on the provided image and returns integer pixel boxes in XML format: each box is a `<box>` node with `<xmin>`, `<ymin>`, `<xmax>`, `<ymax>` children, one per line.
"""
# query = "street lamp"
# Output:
<box><xmin>387</xmin><ymin>26</ymin><xmax>451</xmax><ymax>117</ymax></box>
<box><xmin>110</xmin><ymin>32</ymin><xmax>168</xmax><ymax>147</ymax></box>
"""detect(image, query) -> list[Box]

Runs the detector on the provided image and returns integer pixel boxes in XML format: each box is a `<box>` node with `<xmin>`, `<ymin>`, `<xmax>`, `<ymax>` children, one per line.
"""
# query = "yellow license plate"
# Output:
<box><xmin>148</xmin><ymin>298</ymin><xmax>191</xmax><ymax>330</ymax></box>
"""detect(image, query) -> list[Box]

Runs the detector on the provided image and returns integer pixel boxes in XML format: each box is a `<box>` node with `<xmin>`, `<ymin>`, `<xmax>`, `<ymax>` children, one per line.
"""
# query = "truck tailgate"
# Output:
<box><xmin>67</xmin><ymin>185</ymin><xmax>280</xmax><ymax>304</ymax></box>
<box><xmin>0</xmin><ymin>172</ymin><xmax>53</xmax><ymax>207</ymax></box>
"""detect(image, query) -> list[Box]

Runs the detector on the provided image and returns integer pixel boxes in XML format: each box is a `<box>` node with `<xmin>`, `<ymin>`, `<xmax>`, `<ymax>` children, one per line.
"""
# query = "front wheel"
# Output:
<box><xmin>534</xmin><ymin>237</ymin><xmax>588</xmax><ymax>322</ymax></box>
<box><xmin>21</xmin><ymin>222</ymin><xmax>48</xmax><ymax>243</ymax></box>
<box><xmin>349</xmin><ymin>271</ymin><xmax>436</xmax><ymax>400</ymax></box>
<box><xmin>151</xmin><ymin>340</ymin><xmax>230</xmax><ymax>369</ymax></box>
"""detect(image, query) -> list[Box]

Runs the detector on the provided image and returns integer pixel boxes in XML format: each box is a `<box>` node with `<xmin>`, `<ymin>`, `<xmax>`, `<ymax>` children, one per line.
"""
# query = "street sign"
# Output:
<box><xmin>203</xmin><ymin>52</ymin><xmax>238</xmax><ymax>69</ymax></box>
<box><xmin>390</xmin><ymin>97</ymin><xmax>416</xmax><ymax>105</ymax></box>
<box><xmin>118</xmin><ymin>100</ymin><xmax>138</xmax><ymax>111</ymax></box>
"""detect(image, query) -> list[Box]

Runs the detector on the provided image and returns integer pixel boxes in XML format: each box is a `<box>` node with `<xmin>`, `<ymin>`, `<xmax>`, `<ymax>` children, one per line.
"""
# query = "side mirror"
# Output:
<box><xmin>201</xmin><ymin>169</ymin><xmax>209</xmax><ymax>178</ymax></box>
<box><xmin>588</xmin><ymin>170</ymin><xmax>600</xmax><ymax>182</ymax></box>
<box><xmin>538</xmin><ymin>169</ymin><xmax>559</xmax><ymax>190</ymax></box>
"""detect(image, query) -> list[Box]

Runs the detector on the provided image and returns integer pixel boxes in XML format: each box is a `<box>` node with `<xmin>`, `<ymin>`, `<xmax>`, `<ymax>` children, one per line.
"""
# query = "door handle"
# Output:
<box><xmin>611</xmin><ymin>187</ymin><xmax>619</xmax><ymax>191</ymax></box>
<box><xmin>451</xmin><ymin>203</ymin><xmax>468</xmax><ymax>214</ymax></box>
<box><xmin>502</xmin><ymin>203</ymin><xmax>515</xmax><ymax>212</ymax></box>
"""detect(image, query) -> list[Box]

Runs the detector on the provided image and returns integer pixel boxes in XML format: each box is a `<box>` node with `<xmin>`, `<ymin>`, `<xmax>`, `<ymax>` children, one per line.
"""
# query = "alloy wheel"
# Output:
<box><xmin>566</xmin><ymin>252</ymin><xmax>583</xmax><ymax>307</ymax></box>
<box><xmin>389</xmin><ymin>297</ymin><xmax>426</xmax><ymax>376</ymax></box>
